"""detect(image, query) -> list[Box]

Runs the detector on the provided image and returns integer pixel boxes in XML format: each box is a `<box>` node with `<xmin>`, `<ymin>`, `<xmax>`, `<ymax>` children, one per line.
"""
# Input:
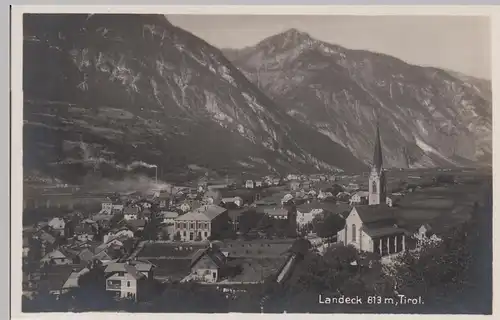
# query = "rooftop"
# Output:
<box><xmin>353</xmin><ymin>204</ymin><xmax>396</xmax><ymax>224</ymax></box>
<box><xmin>175</xmin><ymin>204</ymin><xmax>227</xmax><ymax>221</ymax></box>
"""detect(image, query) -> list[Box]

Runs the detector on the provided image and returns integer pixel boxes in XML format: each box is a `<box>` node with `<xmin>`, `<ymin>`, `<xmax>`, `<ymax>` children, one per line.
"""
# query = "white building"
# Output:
<box><xmin>350</xmin><ymin>191</ymin><xmax>369</xmax><ymax>205</ymax></box>
<box><xmin>245</xmin><ymin>180</ymin><xmax>255</xmax><ymax>189</ymax></box>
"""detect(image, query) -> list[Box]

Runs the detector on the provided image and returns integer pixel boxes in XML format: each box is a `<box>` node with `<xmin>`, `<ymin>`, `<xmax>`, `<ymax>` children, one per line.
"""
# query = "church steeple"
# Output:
<box><xmin>368</xmin><ymin>121</ymin><xmax>386</xmax><ymax>206</ymax></box>
<box><xmin>372</xmin><ymin>123</ymin><xmax>383</xmax><ymax>172</ymax></box>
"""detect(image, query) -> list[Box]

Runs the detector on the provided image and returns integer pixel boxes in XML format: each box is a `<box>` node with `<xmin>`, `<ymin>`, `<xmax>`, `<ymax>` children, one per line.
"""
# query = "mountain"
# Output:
<box><xmin>23</xmin><ymin>15</ymin><xmax>367</xmax><ymax>184</ymax></box>
<box><xmin>222</xmin><ymin>29</ymin><xmax>492</xmax><ymax>169</ymax></box>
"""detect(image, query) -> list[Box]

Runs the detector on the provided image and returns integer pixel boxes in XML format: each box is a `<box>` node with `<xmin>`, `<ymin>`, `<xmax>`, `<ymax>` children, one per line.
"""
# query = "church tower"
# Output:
<box><xmin>368</xmin><ymin>124</ymin><xmax>386</xmax><ymax>205</ymax></box>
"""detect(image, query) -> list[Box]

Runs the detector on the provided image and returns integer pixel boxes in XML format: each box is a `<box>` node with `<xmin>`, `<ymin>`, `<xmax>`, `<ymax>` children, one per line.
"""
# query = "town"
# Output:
<box><xmin>21</xmin><ymin>128</ymin><xmax>492</xmax><ymax>313</ymax></box>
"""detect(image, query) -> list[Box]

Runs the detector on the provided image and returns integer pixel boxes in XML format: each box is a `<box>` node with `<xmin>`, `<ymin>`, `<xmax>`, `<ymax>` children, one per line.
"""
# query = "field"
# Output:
<box><xmin>137</xmin><ymin>242</ymin><xmax>207</xmax><ymax>259</ymax></box>
<box><xmin>396</xmin><ymin>181</ymin><xmax>488</xmax><ymax>233</ymax></box>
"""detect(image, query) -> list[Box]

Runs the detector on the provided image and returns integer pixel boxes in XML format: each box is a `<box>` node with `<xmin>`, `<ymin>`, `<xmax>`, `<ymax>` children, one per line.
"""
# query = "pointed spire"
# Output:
<box><xmin>373</xmin><ymin>121</ymin><xmax>383</xmax><ymax>171</ymax></box>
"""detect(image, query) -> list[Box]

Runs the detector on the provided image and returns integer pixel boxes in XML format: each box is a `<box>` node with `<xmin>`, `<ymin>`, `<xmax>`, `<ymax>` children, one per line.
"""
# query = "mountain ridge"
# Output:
<box><xmin>23</xmin><ymin>14</ymin><xmax>367</xmax><ymax>184</ymax></box>
<box><xmin>222</xmin><ymin>28</ymin><xmax>492</xmax><ymax>169</ymax></box>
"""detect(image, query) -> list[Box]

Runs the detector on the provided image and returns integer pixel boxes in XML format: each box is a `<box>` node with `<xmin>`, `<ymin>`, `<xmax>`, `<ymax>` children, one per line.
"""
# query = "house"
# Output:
<box><xmin>350</xmin><ymin>191</ymin><xmax>369</xmax><ymax>205</ymax></box>
<box><xmin>337</xmin><ymin>205</ymin><xmax>410</xmax><ymax>256</ymax></box>
<box><xmin>281</xmin><ymin>193</ymin><xmax>294</xmax><ymax>205</ymax></box>
<box><xmin>74</xmin><ymin>222</ymin><xmax>95</xmax><ymax>242</ymax></box>
<box><xmin>221</xmin><ymin>197</ymin><xmax>243</xmax><ymax>208</ymax></box>
<box><xmin>264</xmin><ymin>207</ymin><xmax>289</xmax><ymax>220</ymax></box>
<box><xmin>112</xmin><ymin>204</ymin><xmax>124</xmax><ymax>213</ymax></box>
<box><xmin>103</xmin><ymin>228</ymin><xmax>134</xmax><ymax>243</ymax></box>
<box><xmin>40</xmin><ymin>249</ymin><xmax>73</xmax><ymax>265</ymax></box>
<box><xmin>159</xmin><ymin>211</ymin><xmax>179</xmax><ymax>225</ymax></box>
<box><xmin>345</xmin><ymin>183</ymin><xmax>360</xmax><ymax>192</ymax></box>
<box><xmin>317</xmin><ymin>191</ymin><xmax>334</xmax><ymax>200</ymax></box>
<box><xmin>48</xmin><ymin>217</ymin><xmax>66</xmax><ymax>236</ymax></box>
<box><xmin>104</xmin><ymin>261</ymin><xmax>151</xmax><ymax>301</ymax></box>
<box><xmin>174</xmin><ymin>205</ymin><xmax>229</xmax><ymax>241</ymax></box>
<box><xmin>415</xmin><ymin>224</ymin><xmax>433</xmax><ymax>240</ymax></box>
<box><xmin>289</xmin><ymin>180</ymin><xmax>301</xmax><ymax>191</ymax></box>
<box><xmin>286</xmin><ymin>174</ymin><xmax>299</xmax><ymax>181</ymax></box>
<box><xmin>189</xmin><ymin>245</ymin><xmax>227</xmax><ymax>283</ymax></box>
<box><xmin>386</xmin><ymin>195</ymin><xmax>403</xmax><ymax>208</ymax></box>
<box><xmin>203</xmin><ymin>189</ymin><xmax>222</xmax><ymax>205</ymax></box>
<box><xmin>157</xmin><ymin>193</ymin><xmax>171</xmax><ymax>209</ymax></box>
<box><xmin>245</xmin><ymin>180</ymin><xmax>255</xmax><ymax>189</ymax></box>
<box><xmin>273</xmin><ymin>178</ymin><xmax>281</xmax><ymax>186</ymax></box>
<box><xmin>296</xmin><ymin>203</ymin><xmax>325</xmax><ymax>227</ymax></box>
<box><xmin>101</xmin><ymin>200</ymin><xmax>113</xmax><ymax>214</ymax></box>
<box><xmin>255</xmin><ymin>180</ymin><xmax>263</xmax><ymax>188</ymax></box>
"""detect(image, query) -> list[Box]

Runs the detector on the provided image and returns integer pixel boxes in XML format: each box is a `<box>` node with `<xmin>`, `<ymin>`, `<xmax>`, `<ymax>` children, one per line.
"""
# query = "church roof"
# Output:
<box><xmin>354</xmin><ymin>204</ymin><xmax>395</xmax><ymax>224</ymax></box>
<box><xmin>372</xmin><ymin>124</ymin><xmax>383</xmax><ymax>171</ymax></box>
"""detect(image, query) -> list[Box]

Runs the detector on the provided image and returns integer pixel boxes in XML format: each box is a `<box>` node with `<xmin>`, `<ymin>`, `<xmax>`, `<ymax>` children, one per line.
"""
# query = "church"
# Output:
<box><xmin>337</xmin><ymin>125</ymin><xmax>410</xmax><ymax>256</ymax></box>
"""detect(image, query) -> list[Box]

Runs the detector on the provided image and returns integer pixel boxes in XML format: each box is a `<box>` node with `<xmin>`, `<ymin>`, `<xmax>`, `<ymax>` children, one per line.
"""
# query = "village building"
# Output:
<box><xmin>188</xmin><ymin>245</ymin><xmax>227</xmax><ymax>283</ymax></box>
<box><xmin>174</xmin><ymin>205</ymin><xmax>229</xmax><ymax>241</ymax></box>
<box><xmin>48</xmin><ymin>217</ymin><xmax>66</xmax><ymax>236</ymax></box>
<box><xmin>281</xmin><ymin>193</ymin><xmax>294</xmax><ymax>205</ymax></box>
<box><xmin>255</xmin><ymin>180</ymin><xmax>263</xmax><ymax>188</ymax></box>
<box><xmin>40</xmin><ymin>249</ymin><xmax>74</xmax><ymax>266</ymax></box>
<box><xmin>221</xmin><ymin>196</ymin><xmax>243</xmax><ymax>208</ymax></box>
<box><xmin>245</xmin><ymin>180</ymin><xmax>255</xmax><ymax>189</ymax></box>
<box><xmin>317</xmin><ymin>191</ymin><xmax>334</xmax><ymax>200</ymax></box>
<box><xmin>104</xmin><ymin>261</ymin><xmax>154</xmax><ymax>301</ymax></box>
<box><xmin>289</xmin><ymin>180</ymin><xmax>301</xmax><ymax>191</ymax></box>
<box><xmin>350</xmin><ymin>191</ymin><xmax>369</xmax><ymax>205</ymax></box>
<box><xmin>103</xmin><ymin>228</ymin><xmax>134</xmax><ymax>243</ymax></box>
<box><xmin>296</xmin><ymin>203</ymin><xmax>325</xmax><ymax>228</ymax></box>
<box><xmin>203</xmin><ymin>189</ymin><xmax>222</xmax><ymax>205</ymax></box>
<box><xmin>159</xmin><ymin>211</ymin><xmax>179</xmax><ymax>225</ymax></box>
<box><xmin>264</xmin><ymin>207</ymin><xmax>289</xmax><ymax>220</ymax></box>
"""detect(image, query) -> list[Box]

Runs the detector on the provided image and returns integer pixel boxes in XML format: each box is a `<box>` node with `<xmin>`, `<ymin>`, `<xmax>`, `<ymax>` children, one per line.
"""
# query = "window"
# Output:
<box><xmin>127</xmin><ymin>281</ymin><xmax>130</xmax><ymax>287</ymax></box>
<box><xmin>204</xmin><ymin>231</ymin><xmax>208</xmax><ymax>238</ymax></box>
<box><xmin>372</xmin><ymin>180</ymin><xmax>377</xmax><ymax>194</ymax></box>
<box><xmin>352</xmin><ymin>224</ymin><xmax>356</xmax><ymax>242</ymax></box>
<box><xmin>183</xmin><ymin>231</ymin><xmax>186</xmax><ymax>237</ymax></box>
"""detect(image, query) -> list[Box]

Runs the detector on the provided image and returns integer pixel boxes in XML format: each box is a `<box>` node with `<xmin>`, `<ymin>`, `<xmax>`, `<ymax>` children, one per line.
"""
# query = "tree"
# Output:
<box><xmin>312</xmin><ymin>213</ymin><xmax>345</xmax><ymax>238</ymax></box>
<box><xmin>160</xmin><ymin>228</ymin><xmax>170</xmax><ymax>240</ymax></box>
<box><xmin>173</xmin><ymin>231</ymin><xmax>181</xmax><ymax>241</ymax></box>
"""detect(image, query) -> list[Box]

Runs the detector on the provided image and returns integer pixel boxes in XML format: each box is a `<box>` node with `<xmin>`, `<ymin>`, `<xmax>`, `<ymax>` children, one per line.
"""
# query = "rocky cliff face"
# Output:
<box><xmin>223</xmin><ymin>29</ymin><xmax>492</xmax><ymax>169</ymax></box>
<box><xmin>23</xmin><ymin>15</ymin><xmax>366</xmax><ymax>183</ymax></box>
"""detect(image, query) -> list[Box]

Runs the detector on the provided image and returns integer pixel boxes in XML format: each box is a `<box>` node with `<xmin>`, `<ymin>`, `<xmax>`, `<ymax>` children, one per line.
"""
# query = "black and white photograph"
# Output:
<box><xmin>15</xmin><ymin>7</ymin><xmax>493</xmax><ymax>315</ymax></box>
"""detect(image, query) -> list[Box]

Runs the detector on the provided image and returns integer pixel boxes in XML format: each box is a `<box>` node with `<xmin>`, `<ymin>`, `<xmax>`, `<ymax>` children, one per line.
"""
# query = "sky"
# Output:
<box><xmin>167</xmin><ymin>15</ymin><xmax>491</xmax><ymax>80</ymax></box>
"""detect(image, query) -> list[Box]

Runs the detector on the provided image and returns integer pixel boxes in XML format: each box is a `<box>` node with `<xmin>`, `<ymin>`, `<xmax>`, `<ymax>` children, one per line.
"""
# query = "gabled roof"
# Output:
<box><xmin>175</xmin><ymin>205</ymin><xmax>227</xmax><ymax>221</ymax></box>
<box><xmin>42</xmin><ymin>249</ymin><xmax>66</xmax><ymax>260</ymax></box>
<box><xmin>190</xmin><ymin>246</ymin><xmax>226</xmax><ymax>269</ymax></box>
<box><xmin>353</xmin><ymin>205</ymin><xmax>395</xmax><ymax>224</ymax></box>
<box><xmin>160</xmin><ymin>211</ymin><xmax>179</xmax><ymax>219</ymax></box>
<box><xmin>104</xmin><ymin>262</ymin><xmax>148</xmax><ymax>280</ymax></box>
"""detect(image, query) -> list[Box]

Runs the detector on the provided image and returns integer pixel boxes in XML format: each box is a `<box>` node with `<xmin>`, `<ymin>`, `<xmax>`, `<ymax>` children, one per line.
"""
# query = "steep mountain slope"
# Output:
<box><xmin>23</xmin><ymin>15</ymin><xmax>366</xmax><ymax>184</ymax></box>
<box><xmin>223</xmin><ymin>29</ymin><xmax>492</xmax><ymax>169</ymax></box>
